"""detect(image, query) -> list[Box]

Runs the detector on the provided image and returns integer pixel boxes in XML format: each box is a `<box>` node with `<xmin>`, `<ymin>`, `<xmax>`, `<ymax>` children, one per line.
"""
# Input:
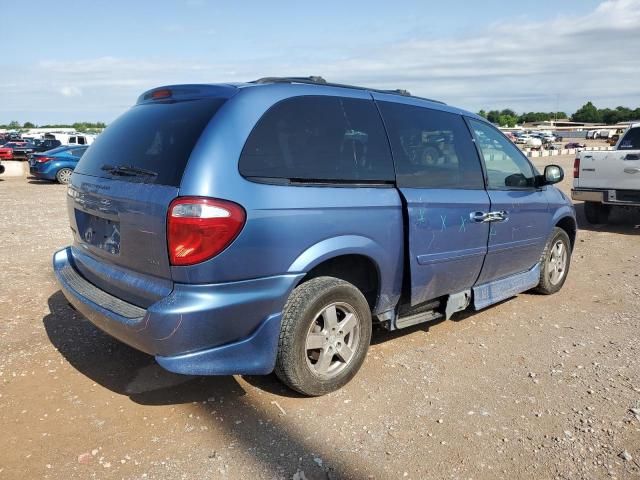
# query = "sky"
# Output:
<box><xmin>1</xmin><ymin>0</ymin><xmax>639</xmax><ymax>124</ymax></box>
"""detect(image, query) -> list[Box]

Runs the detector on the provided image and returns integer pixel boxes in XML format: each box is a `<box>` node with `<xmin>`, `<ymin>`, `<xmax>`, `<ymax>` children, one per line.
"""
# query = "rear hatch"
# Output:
<box><xmin>67</xmin><ymin>86</ymin><xmax>233</xmax><ymax>307</ymax></box>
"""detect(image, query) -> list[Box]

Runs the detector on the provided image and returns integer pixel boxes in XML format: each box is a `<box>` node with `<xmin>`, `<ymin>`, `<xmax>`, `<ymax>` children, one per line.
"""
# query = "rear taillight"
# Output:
<box><xmin>573</xmin><ymin>158</ymin><xmax>580</xmax><ymax>178</ymax></box>
<box><xmin>36</xmin><ymin>156</ymin><xmax>52</xmax><ymax>163</ymax></box>
<box><xmin>167</xmin><ymin>197</ymin><xmax>246</xmax><ymax>266</ymax></box>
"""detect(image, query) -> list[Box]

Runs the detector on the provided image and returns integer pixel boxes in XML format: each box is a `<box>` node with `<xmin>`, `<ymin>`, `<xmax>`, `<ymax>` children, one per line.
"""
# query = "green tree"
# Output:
<box><xmin>498</xmin><ymin>114</ymin><xmax>518</xmax><ymax>128</ymax></box>
<box><xmin>571</xmin><ymin>102</ymin><xmax>602</xmax><ymax>123</ymax></box>
<box><xmin>23</xmin><ymin>121</ymin><xmax>36</xmax><ymax>128</ymax></box>
<box><xmin>486</xmin><ymin>110</ymin><xmax>501</xmax><ymax>124</ymax></box>
<box><xmin>477</xmin><ymin>109</ymin><xmax>487</xmax><ymax>119</ymax></box>
<box><xmin>7</xmin><ymin>120</ymin><xmax>20</xmax><ymax>129</ymax></box>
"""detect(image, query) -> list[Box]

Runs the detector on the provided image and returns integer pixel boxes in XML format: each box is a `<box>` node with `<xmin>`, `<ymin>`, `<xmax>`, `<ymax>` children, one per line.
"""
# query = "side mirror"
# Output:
<box><xmin>543</xmin><ymin>164</ymin><xmax>564</xmax><ymax>185</ymax></box>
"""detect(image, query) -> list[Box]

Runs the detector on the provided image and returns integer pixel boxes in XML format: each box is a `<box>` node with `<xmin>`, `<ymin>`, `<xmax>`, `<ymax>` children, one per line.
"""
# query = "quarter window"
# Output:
<box><xmin>378</xmin><ymin>102</ymin><xmax>484</xmax><ymax>189</ymax></box>
<box><xmin>239</xmin><ymin>96</ymin><xmax>394</xmax><ymax>183</ymax></box>
<box><xmin>468</xmin><ymin>119</ymin><xmax>535</xmax><ymax>189</ymax></box>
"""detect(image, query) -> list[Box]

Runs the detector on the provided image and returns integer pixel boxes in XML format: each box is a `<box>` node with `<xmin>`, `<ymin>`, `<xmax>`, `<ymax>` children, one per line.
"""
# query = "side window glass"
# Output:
<box><xmin>619</xmin><ymin>128</ymin><xmax>640</xmax><ymax>149</ymax></box>
<box><xmin>77</xmin><ymin>137</ymin><xmax>86</xmax><ymax>145</ymax></box>
<box><xmin>240</xmin><ymin>96</ymin><xmax>394</xmax><ymax>182</ymax></box>
<box><xmin>468</xmin><ymin>119</ymin><xmax>535</xmax><ymax>189</ymax></box>
<box><xmin>378</xmin><ymin>102</ymin><xmax>484</xmax><ymax>189</ymax></box>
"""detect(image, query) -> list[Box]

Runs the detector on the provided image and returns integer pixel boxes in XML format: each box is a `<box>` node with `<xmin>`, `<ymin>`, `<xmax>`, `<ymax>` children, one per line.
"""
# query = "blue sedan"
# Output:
<box><xmin>29</xmin><ymin>146</ymin><xmax>89</xmax><ymax>184</ymax></box>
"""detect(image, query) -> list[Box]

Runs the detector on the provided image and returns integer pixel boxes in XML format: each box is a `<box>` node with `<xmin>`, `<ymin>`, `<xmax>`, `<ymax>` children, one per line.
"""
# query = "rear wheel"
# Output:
<box><xmin>56</xmin><ymin>167</ymin><xmax>73</xmax><ymax>184</ymax></box>
<box><xmin>534</xmin><ymin>227</ymin><xmax>571</xmax><ymax>295</ymax></box>
<box><xmin>275</xmin><ymin>276</ymin><xmax>372</xmax><ymax>396</ymax></box>
<box><xmin>584</xmin><ymin>201</ymin><xmax>610</xmax><ymax>224</ymax></box>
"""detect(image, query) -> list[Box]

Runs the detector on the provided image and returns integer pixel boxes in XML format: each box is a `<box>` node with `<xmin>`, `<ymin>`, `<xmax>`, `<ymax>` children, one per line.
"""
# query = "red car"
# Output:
<box><xmin>0</xmin><ymin>146</ymin><xmax>13</xmax><ymax>160</ymax></box>
<box><xmin>0</xmin><ymin>141</ymin><xmax>28</xmax><ymax>160</ymax></box>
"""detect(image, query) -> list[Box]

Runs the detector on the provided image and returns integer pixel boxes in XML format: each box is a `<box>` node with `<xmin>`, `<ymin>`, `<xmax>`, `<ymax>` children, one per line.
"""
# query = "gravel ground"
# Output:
<box><xmin>1</xmin><ymin>155</ymin><xmax>639</xmax><ymax>480</ymax></box>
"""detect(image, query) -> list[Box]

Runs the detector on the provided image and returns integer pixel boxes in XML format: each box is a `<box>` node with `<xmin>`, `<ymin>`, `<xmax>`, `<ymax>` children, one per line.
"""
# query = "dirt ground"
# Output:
<box><xmin>1</xmin><ymin>154</ymin><xmax>639</xmax><ymax>480</ymax></box>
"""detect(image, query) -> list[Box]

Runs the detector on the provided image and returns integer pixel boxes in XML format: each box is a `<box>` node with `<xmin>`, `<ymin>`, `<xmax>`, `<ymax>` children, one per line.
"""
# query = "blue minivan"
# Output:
<box><xmin>54</xmin><ymin>77</ymin><xmax>576</xmax><ymax>395</ymax></box>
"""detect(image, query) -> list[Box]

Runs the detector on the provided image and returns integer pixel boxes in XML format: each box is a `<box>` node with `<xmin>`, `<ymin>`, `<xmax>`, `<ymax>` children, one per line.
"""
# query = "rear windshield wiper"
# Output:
<box><xmin>101</xmin><ymin>164</ymin><xmax>158</xmax><ymax>178</ymax></box>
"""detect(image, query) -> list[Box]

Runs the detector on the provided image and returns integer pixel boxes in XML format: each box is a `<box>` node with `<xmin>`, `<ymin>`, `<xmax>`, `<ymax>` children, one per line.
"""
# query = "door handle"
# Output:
<box><xmin>470</xmin><ymin>211</ymin><xmax>488</xmax><ymax>222</ymax></box>
<box><xmin>470</xmin><ymin>211</ymin><xmax>508</xmax><ymax>223</ymax></box>
<box><xmin>624</xmin><ymin>154</ymin><xmax>640</xmax><ymax>160</ymax></box>
<box><xmin>624</xmin><ymin>167</ymin><xmax>640</xmax><ymax>174</ymax></box>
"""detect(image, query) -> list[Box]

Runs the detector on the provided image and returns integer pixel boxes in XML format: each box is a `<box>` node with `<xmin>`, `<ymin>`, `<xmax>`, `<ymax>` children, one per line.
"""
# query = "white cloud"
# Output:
<box><xmin>2</xmin><ymin>0</ymin><xmax>640</xmax><ymax>123</ymax></box>
<box><xmin>60</xmin><ymin>86</ymin><xmax>82</xmax><ymax>97</ymax></box>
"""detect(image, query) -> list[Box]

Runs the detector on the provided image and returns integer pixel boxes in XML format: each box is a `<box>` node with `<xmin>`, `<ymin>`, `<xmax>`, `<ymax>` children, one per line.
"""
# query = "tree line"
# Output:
<box><xmin>478</xmin><ymin>102</ymin><xmax>640</xmax><ymax>127</ymax></box>
<box><xmin>1</xmin><ymin>121</ymin><xmax>106</xmax><ymax>133</ymax></box>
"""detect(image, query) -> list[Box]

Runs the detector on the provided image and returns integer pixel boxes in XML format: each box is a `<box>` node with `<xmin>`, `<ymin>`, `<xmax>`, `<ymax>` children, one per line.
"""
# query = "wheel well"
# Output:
<box><xmin>556</xmin><ymin>216</ymin><xmax>577</xmax><ymax>248</ymax></box>
<box><xmin>298</xmin><ymin>255</ymin><xmax>379</xmax><ymax>311</ymax></box>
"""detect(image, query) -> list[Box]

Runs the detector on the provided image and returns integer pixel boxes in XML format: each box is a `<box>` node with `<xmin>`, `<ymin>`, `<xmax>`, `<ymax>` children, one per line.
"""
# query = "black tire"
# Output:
<box><xmin>55</xmin><ymin>167</ymin><xmax>73</xmax><ymax>184</ymax></box>
<box><xmin>584</xmin><ymin>201</ymin><xmax>610</xmax><ymax>224</ymax></box>
<box><xmin>275</xmin><ymin>276</ymin><xmax>372</xmax><ymax>396</ymax></box>
<box><xmin>534</xmin><ymin>227</ymin><xmax>572</xmax><ymax>295</ymax></box>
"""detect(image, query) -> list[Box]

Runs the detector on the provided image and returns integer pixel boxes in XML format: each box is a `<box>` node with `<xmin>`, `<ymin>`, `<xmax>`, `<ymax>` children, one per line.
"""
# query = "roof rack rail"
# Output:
<box><xmin>249</xmin><ymin>76</ymin><xmax>446</xmax><ymax>105</ymax></box>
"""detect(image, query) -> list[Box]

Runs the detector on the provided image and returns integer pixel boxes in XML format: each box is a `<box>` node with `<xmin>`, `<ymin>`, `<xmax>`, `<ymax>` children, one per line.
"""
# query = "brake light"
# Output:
<box><xmin>36</xmin><ymin>156</ymin><xmax>53</xmax><ymax>163</ymax></box>
<box><xmin>167</xmin><ymin>197</ymin><xmax>246</xmax><ymax>266</ymax></box>
<box><xmin>573</xmin><ymin>158</ymin><xmax>580</xmax><ymax>178</ymax></box>
<box><xmin>151</xmin><ymin>89</ymin><xmax>172</xmax><ymax>100</ymax></box>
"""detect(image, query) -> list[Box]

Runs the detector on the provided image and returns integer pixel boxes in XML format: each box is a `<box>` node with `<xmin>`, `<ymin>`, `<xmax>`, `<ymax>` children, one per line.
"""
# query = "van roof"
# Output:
<box><xmin>248</xmin><ymin>76</ymin><xmax>447</xmax><ymax>105</ymax></box>
<box><xmin>137</xmin><ymin>77</ymin><xmax>485</xmax><ymax>122</ymax></box>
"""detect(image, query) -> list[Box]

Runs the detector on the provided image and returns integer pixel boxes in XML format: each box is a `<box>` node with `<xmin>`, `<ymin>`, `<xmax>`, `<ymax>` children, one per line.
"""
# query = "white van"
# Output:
<box><xmin>48</xmin><ymin>133</ymin><xmax>95</xmax><ymax>146</ymax></box>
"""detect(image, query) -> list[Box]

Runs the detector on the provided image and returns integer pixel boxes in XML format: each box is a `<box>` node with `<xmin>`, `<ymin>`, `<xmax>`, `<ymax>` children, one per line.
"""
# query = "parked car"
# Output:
<box><xmin>0</xmin><ymin>145</ymin><xmax>13</xmax><ymax>160</ymax></box>
<box><xmin>10</xmin><ymin>141</ymin><xmax>38</xmax><ymax>160</ymax></box>
<box><xmin>524</xmin><ymin>137</ymin><xmax>543</xmax><ymax>150</ymax></box>
<box><xmin>0</xmin><ymin>141</ymin><xmax>28</xmax><ymax>160</ymax></box>
<box><xmin>29</xmin><ymin>145</ymin><xmax>89</xmax><ymax>184</ymax></box>
<box><xmin>565</xmin><ymin>142</ymin><xmax>586</xmax><ymax>150</ymax></box>
<box><xmin>572</xmin><ymin>125</ymin><xmax>640</xmax><ymax>223</ymax></box>
<box><xmin>31</xmin><ymin>138</ymin><xmax>62</xmax><ymax>154</ymax></box>
<box><xmin>53</xmin><ymin>78</ymin><xmax>577</xmax><ymax>396</ymax></box>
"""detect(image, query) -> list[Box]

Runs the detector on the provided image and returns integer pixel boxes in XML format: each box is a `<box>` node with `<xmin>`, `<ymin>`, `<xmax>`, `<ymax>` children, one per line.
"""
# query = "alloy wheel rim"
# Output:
<box><xmin>59</xmin><ymin>169</ymin><xmax>72</xmax><ymax>184</ymax></box>
<box><xmin>548</xmin><ymin>239</ymin><xmax>568</xmax><ymax>285</ymax></box>
<box><xmin>305</xmin><ymin>302</ymin><xmax>361</xmax><ymax>378</ymax></box>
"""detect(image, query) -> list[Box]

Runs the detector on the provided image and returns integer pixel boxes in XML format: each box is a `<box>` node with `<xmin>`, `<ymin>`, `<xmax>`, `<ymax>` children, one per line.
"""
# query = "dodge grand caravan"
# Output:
<box><xmin>54</xmin><ymin>77</ymin><xmax>577</xmax><ymax>396</ymax></box>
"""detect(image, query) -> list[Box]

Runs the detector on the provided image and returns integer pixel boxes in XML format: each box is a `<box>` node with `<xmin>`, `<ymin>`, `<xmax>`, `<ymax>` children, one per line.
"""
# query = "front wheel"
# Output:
<box><xmin>275</xmin><ymin>276</ymin><xmax>372</xmax><ymax>396</ymax></box>
<box><xmin>534</xmin><ymin>227</ymin><xmax>572</xmax><ymax>295</ymax></box>
<box><xmin>56</xmin><ymin>167</ymin><xmax>73</xmax><ymax>184</ymax></box>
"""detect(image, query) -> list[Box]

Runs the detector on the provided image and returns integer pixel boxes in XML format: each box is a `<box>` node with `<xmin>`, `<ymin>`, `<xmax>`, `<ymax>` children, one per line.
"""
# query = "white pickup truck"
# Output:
<box><xmin>572</xmin><ymin>124</ymin><xmax>640</xmax><ymax>223</ymax></box>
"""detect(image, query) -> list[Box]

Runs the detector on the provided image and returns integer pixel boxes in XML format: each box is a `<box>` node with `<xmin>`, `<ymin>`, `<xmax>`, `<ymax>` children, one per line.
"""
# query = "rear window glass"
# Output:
<box><xmin>239</xmin><ymin>96</ymin><xmax>394</xmax><ymax>183</ymax></box>
<box><xmin>43</xmin><ymin>146</ymin><xmax>69</xmax><ymax>155</ymax></box>
<box><xmin>74</xmin><ymin>98</ymin><xmax>225</xmax><ymax>186</ymax></box>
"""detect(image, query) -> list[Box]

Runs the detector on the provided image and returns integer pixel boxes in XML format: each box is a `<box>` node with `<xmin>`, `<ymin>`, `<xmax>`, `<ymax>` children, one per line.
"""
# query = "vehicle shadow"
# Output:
<box><xmin>43</xmin><ymin>290</ymin><xmax>377</xmax><ymax>479</ymax></box>
<box><xmin>573</xmin><ymin>201</ymin><xmax>640</xmax><ymax>235</ymax></box>
<box><xmin>27</xmin><ymin>178</ymin><xmax>56</xmax><ymax>185</ymax></box>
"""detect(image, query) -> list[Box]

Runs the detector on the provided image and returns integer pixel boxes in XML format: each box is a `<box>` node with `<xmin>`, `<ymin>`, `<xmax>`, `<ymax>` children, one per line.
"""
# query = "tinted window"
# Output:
<box><xmin>468</xmin><ymin>119</ymin><xmax>535</xmax><ymax>189</ymax></box>
<box><xmin>378</xmin><ymin>102</ymin><xmax>484</xmax><ymax>189</ymax></box>
<box><xmin>239</xmin><ymin>96</ymin><xmax>394</xmax><ymax>183</ymax></box>
<box><xmin>69</xmin><ymin>147</ymin><xmax>88</xmax><ymax>157</ymax></box>
<box><xmin>620</xmin><ymin>128</ymin><xmax>640</xmax><ymax>149</ymax></box>
<box><xmin>75</xmin><ymin>98</ymin><xmax>225</xmax><ymax>186</ymax></box>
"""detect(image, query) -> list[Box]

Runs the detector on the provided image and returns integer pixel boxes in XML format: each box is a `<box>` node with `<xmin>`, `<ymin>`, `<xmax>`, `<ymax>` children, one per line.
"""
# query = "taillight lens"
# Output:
<box><xmin>36</xmin><ymin>156</ymin><xmax>53</xmax><ymax>163</ymax></box>
<box><xmin>573</xmin><ymin>158</ymin><xmax>580</xmax><ymax>178</ymax></box>
<box><xmin>167</xmin><ymin>197</ymin><xmax>245</xmax><ymax>266</ymax></box>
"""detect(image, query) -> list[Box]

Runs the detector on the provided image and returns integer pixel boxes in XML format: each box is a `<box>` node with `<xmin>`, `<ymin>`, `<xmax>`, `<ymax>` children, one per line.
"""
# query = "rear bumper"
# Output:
<box><xmin>29</xmin><ymin>167</ymin><xmax>53</xmax><ymax>179</ymax></box>
<box><xmin>53</xmin><ymin>247</ymin><xmax>304</xmax><ymax>375</ymax></box>
<box><xmin>572</xmin><ymin>188</ymin><xmax>640</xmax><ymax>207</ymax></box>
